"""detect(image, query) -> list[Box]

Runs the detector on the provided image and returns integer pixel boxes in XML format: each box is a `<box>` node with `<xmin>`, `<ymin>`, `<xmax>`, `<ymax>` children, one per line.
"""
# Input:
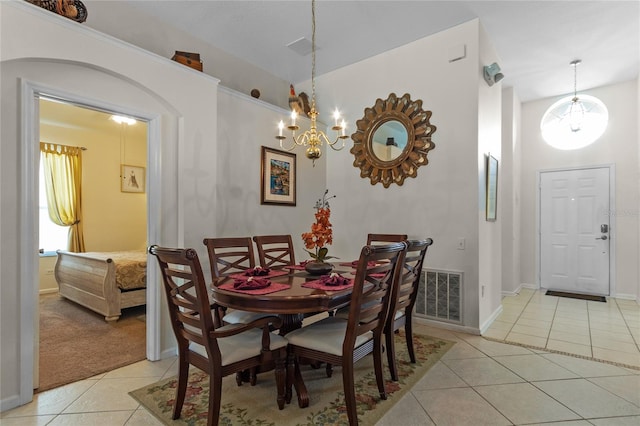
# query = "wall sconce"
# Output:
<box><xmin>483</xmin><ymin>62</ymin><xmax>504</xmax><ymax>86</ymax></box>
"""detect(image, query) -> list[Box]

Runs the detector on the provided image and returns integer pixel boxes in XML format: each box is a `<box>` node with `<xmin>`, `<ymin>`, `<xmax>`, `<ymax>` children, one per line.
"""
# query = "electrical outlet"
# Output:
<box><xmin>457</xmin><ymin>238</ymin><xmax>465</xmax><ymax>250</ymax></box>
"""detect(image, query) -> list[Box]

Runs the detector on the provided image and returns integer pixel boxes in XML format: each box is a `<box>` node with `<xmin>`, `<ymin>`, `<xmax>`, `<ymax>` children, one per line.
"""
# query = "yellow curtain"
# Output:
<box><xmin>40</xmin><ymin>142</ymin><xmax>85</xmax><ymax>252</ymax></box>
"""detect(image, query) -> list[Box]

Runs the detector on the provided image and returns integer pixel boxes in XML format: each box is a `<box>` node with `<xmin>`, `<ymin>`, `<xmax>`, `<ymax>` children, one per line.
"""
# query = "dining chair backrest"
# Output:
<box><xmin>392</xmin><ymin>238</ymin><xmax>432</xmax><ymax>320</ymax></box>
<box><xmin>149</xmin><ymin>245</ymin><xmax>221</xmax><ymax>363</ymax></box>
<box><xmin>252</xmin><ymin>234</ymin><xmax>296</xmax><ymax>269</ymax></box>
<box><xmin>203</xmin><ymin>237</ymin><xmax>256</xmax><ymax>283</ymax></box>
<box><xmin>385</xmin><ymin>238</ymin><xmax>433</xmax><ymax>381</ymax></box>
<box><xmin>366</xmin><ymin>233</ymin><xmax>408</xmax><ymax>245</ymax></box>
<box><xmin>346</xmin><ymin>242</ymin><xmax>407</xmax><ymax>343</ymax></box>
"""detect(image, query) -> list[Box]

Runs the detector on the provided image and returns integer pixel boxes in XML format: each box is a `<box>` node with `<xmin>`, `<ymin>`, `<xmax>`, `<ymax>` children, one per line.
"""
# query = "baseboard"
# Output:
<box><xmin>502</xmin><ymin>283</ymin><xmax>538</xmax><ymax>298</ymax></box>
<box><xmin>480</xmin><ymin>304</ymin><xmax>504</xmax><ymax>334</ymax></box>
<box><xmin>521</xmin><ymin>283</ymin><xmax>538</xmax><ymax>290</ymax></box>
<box><xmin>614</xmin><ymin>293</ymin><xmax>640</xmax><ymax>303</ymax></box>
<box><xmin>501</xmin><ymin>284</ymin><xmax>522</xmax><ymax>297</ymax></box>
<box><xmin>39</xmin><ymin>288</ymin><xmax>58</xmax><ymax>296</ymax></box>
<box><xmin>160</xmin><ymin>347</ymin><xmax>178</xmax><ymax>360</ymax></box>
<box><xmin>0</xmin><ymin>394</ymin><xmax>22</xmax><ymax>413</ymax></box>
<box><xmin>414</xmin><ymin>317</ymin><xmax>481</xmax><ymax>335</ymax></box>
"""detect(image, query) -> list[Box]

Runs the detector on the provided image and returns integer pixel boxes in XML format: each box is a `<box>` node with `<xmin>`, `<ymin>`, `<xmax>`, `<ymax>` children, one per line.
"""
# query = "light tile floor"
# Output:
<box><xmin>484</xmin><ymin>288</ymin><xmax>640</xmax><ymax>369</ymax></box>
<box><xmin>2</xmin><ymin>292</ymin><xmax>639</xmax><ymax>425</ymax></box>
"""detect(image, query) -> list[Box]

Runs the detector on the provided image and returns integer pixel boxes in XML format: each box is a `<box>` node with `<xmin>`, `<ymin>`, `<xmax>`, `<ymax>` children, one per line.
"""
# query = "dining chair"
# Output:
<box><xmin>253</xmin><ymin>234</ymin><xmax>296</xmax><ymax>269</ymax></box>
<box><xmin>331</xmin><ymin>233</ymin><xmax>408</xmax><ymax>319</ymax></box>
<box><xmin>366</xmin><ymin>233</ymin><xmax>408</xmax><ymax>245</ymax></box>
<box><xmin>148</xmin><ymin>245</ymin><xmax>288</xmax><ymax>426</ymax></box>
<box><xmin>385</xmin><ymin>238</ymin><xmax>433</xmax><ymax>381</ymax></box>
<box><xmin>203</xmin><ymin>237</ymin><xmax>274</xmax><ymax>326</ymax></box>
<box><xmin>284</xmin><ymin>242</ymin><xmax>407</xmax><ymax>426</ymax></box>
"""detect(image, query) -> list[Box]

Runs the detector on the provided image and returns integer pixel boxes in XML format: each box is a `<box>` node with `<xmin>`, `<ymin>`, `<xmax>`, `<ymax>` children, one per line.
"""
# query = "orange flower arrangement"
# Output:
<box><xmin>301</xmin><ymin>190</ymin><xmax>337</xmax><ymax>263</ymax></box>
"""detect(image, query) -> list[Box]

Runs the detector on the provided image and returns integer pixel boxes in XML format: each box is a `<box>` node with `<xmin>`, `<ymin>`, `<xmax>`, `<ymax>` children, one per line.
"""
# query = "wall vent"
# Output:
<box><xmin>415</xmin><ymin>269</ymin><xmax>463</xmax><ymax>324</ymax></box>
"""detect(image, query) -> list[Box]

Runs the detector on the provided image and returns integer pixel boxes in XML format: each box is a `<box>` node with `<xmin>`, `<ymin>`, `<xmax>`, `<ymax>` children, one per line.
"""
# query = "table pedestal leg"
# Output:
<box><xmin>279</xmin><ymin>313</ymin><xmax>304</xmax><ymax>335</ymax></box>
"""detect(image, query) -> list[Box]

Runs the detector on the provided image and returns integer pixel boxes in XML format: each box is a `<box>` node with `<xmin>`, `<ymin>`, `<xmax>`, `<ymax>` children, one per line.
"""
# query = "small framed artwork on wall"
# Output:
<box><xmin>485</xmin><ymin>154</ymin><xmax>498</xmax><ymax>221</ymax></box>
<box><xmin>121</xmin><ymin>164</ymin><xmax>145</xmax><ymax>193</ymax></box>
<box><xmin>260</xmin><ymin>146</ymin><xmax>296</xmax><ymax>206</ymax></box>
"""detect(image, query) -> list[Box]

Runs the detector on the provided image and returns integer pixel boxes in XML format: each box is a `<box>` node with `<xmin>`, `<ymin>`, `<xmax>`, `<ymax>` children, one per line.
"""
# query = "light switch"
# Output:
<box><xmin>457</xmin><ymin>238</ymin><xmax>465</xmax><ymax>250</ymax></box>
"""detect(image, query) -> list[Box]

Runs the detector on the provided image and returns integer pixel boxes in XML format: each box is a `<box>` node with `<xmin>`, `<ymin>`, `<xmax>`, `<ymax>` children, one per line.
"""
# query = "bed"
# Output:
<box><xmin>54</xmin><ymin>250</ymin><xmax>147</xmax><ymax>321</ymax></box>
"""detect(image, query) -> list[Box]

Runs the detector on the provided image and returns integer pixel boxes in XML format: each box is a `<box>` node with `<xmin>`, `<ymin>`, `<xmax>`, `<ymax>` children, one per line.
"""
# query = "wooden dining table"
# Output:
<box><xmin>210</xmin><ymin>263</ymin><xmax>360</xmax><ymax>408</ymax></box>
<box><xmin>211</xmin><ymin>262</ymin><xmax>380</xmax><ymax>408</ymax></box>
<box><xmin>210</xmin><ymin>263</ymin><xmax>355</xmax><ymax>335</ymax></box>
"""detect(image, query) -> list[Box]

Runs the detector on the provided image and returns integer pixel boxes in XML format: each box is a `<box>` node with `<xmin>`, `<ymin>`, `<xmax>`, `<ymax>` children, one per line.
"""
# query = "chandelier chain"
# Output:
<box><xmin>274</xmin><ymin>0</ymin><xmax>347</xmax><ymax>163</ymax></box>
<box><xmin>311</xmin><ymin>0</ymin><xmax>316</xmax><ymax>110</ymax></box>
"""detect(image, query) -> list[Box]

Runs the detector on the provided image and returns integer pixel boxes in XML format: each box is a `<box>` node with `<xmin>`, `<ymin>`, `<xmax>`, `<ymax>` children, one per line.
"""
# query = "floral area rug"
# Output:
<box><xmin>129</xmin><ymin>332</ymin><xmax>454</xmax><ymax>425</ymax></box>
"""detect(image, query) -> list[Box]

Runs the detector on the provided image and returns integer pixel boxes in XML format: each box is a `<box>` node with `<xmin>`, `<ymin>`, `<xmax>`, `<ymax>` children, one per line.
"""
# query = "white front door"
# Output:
<box><xmin>540</xmin><ymin>167</ymin><xmax>610</xmax><ymax>295</ymax></box>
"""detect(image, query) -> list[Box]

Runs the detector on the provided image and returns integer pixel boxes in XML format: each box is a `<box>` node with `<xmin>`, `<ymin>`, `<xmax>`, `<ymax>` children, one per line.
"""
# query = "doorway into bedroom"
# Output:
<box><xmin>37</xmin><ymin>98</ymin><xmax>149</xmax><ymax>392</ymax></box>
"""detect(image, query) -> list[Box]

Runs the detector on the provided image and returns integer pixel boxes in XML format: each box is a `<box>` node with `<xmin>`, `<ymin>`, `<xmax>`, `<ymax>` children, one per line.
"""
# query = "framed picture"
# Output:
<box><xmin>261</xmin><ymin>146</ymin><xmax>296</xmax><ymax>206</ymax></box>
<box><xmin>485</xmin><ymin>154</ymin><xmax>498</xmax><ymax>221</ymax></box>
<box><xmin>121</xmin><ymin>164</ymin><xmax>145</xmax><ymax>193</ymax></box>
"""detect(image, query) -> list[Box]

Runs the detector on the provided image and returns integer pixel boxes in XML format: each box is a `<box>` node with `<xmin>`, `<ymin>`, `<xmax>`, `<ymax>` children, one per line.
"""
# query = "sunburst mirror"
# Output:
<box><xmin>350</xmin><ymin>93</ymin><xmax>436</xmax><ymax>188</ymax></box>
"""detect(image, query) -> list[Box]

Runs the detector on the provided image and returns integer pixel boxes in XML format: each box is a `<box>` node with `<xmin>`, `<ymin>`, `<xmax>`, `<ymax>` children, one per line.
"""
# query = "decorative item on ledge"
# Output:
<box><xmin>302</xmin><ymin>189</ymin><xmax>337</xmax><ymax>274</ymax></box>
<box><xmin>275</xmin><ymin>0</ymin><xmax>348</xmax><ymax>165</ymax></box>
<box><xmin>171</xmin><ymin>51</ymin><xmax>203</xmax><ymax>72</ymax></box>
<box><xmin>26</xmin><ymin>0</ymin><xmax>88</xmax><ymax>22</ymax></box>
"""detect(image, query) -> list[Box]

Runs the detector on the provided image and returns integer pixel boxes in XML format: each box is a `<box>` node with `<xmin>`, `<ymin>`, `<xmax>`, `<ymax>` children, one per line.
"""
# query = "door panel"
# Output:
<box><xmin>540</xmin><ymin>168</ymin><xmax>610</xmax><ymax>295</ymax></box>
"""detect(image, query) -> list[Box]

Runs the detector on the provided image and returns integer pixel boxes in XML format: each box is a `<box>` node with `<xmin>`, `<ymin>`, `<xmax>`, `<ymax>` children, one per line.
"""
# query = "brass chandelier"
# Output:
<box><xmin>276</xmin><ymin>0</ymin><xmax>348</xmax><ymax>164</ymax></box>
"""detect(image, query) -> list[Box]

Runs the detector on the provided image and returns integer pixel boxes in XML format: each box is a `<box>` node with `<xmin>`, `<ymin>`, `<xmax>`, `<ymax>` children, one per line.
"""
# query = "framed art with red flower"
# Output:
<box><xmin>261</xmin><ymin>146</ymin><xmax>296</xmax><ymax>206</ymax></box>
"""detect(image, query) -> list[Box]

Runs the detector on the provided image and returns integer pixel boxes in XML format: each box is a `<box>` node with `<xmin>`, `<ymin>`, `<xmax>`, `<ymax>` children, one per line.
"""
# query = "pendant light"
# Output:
<box><xmin>540</xmin><ymin>59</ymin><xmax>608</xmax><ymax>150</ymax></box>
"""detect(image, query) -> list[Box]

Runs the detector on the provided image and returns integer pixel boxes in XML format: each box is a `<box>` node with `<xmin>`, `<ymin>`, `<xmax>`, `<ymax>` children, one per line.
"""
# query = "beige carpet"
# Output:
<box><xmin>130</xmin><ymin>332</ymin><xmax>454</xmax><ymax>425</ymax></box>
<box><xmin>38</xmin><ymin>293</ymin><xmax>146</xmax><ymax>392</ymax></box>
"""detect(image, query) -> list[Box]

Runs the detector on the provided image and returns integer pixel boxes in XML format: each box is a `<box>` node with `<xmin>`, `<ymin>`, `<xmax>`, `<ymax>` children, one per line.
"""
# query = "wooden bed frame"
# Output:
<box><xmin>54</xmin><ymin>250</ymin><xmax>147</xmax><ymax>321</ymax></box>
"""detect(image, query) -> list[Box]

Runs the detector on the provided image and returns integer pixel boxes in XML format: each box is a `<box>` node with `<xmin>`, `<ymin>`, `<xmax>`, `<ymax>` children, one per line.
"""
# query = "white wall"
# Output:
<box><xmin>477</xmin><ymin>24</ymin><xmax>503</xmax><ymax>329</ymax></box>
<box><xmin>1</xmin><ymin>1</ymin><xmax>217</xmax><ymax>410</ymax></box>
<box><xmin>501</xmin><ymin>87</ymin><xmax>522</xmax><ymax>296</ymax></box>
<box><xmin>313</xmin><ymin>19</ymin><xmax>486</xmax><ymax>330</ymax></box>
<box><xmin>215</xmin><ymin>88</ymin><xmax>327</xmax><ymax>267</ymax></box>
<box><xmin>83</xmin><ymin>1</ymin><xmax>290</xmax><ymax>109</ymax></box>
<box><xmin>520</xmin><ymin>79</ymin><xmax>639</xmax><ymax>298</ymax></box>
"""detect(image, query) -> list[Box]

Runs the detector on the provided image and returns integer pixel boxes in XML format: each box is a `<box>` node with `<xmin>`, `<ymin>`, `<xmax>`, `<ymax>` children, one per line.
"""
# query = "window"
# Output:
<box><xmin>39</xmin><ymin>163</ymin><xmax>68</xmax><ymax>255</ymax></box>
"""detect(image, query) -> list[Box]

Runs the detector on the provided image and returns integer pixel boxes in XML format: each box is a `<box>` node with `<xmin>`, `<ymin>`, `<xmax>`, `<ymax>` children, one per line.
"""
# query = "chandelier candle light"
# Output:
<box><xmin>276</xmin><ymin>0</ymin><xmax>348</xmax><ymax>165</ymax></box>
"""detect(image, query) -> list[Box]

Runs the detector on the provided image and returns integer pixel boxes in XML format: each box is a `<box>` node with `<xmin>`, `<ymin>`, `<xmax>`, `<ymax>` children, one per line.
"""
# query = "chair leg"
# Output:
<box><xmin>173</xmin><ymin>355</ymin><xmax>189</xmax><ymax>420</ymax></box>
<box><xmin>250</xmin><ymin>367</ymin><xmax>257</xmax><ymax>386</ymax></box>
<box><xmin>342</xmin><ymin>358</ymin><xmax>358</xmax><ymax>426</ymax></box>
<box><xmin>208</xmin><ymin>373</ymin><xmax>223</xmax><ymax>426</ymax></box>
<box><xmin>385</xmin><ymin>328</ymin><xmax>398</xmax><ymax>381</ymax></box>
<box><xmin>325</xmin><ymin>362</ymin><xmax>333</xmax><ymax>377</ymax></box>
<box><xmin>373</xmin><ymin>336</ymin><xmax>387</xmax><ymax>400</ymax></box>
<box><xmin>274</xmin><ymin>352</ymin><xmax>286</xmax><ymax>410</ymax></box>
<box><xmin>405</xmin><ymin>316</ymin><xmax>416</xmax><ymax>363</ymax></box>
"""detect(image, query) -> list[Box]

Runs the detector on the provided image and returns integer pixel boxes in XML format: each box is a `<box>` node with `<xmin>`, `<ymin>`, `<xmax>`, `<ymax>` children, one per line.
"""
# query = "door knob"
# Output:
<box><xmin>595</xmin><ymin>235</ymin><xmax>608</xmax><ymax>240</ymax></box>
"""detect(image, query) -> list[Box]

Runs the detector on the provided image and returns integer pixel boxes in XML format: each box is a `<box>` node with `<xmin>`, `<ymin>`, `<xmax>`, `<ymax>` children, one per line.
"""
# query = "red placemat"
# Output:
<box><xmin>229</xmin><ymin>269</ymin><xmax>289</xmax><ymax>280</ymax></box>
<box><xmin>339</xmin><ymin>260</ymin><xmax>379</xmax><ymax>268</ymax></box>
<box><xmin>302</xmin><ymin>278</ymin><xmax>354</xmax><ymax>291</ymax></box>
<box><xmin>217</xmin><ymin>280</ymin><xmax>290</xmax><ymax>295</ymax></box>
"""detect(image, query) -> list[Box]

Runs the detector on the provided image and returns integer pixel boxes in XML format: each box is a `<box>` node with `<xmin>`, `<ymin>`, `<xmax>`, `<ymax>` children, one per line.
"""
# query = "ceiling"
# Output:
<box><xmin>125</xmin><ymin>1</ymin><xmax>640</xmax><ymax>102</ymax></box>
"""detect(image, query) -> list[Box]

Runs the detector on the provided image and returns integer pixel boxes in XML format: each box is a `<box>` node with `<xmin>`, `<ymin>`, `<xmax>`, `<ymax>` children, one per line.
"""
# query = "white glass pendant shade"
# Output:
<box><xmin>540</xmin><ymin>94</ymin><xmax>608</xmax><ymax>150</ymax></box>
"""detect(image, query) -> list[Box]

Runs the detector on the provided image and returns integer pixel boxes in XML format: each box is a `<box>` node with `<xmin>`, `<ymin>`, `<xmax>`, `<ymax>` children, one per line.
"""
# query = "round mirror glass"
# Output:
<box><xmin>370</xmin><ymin>120</ymin><xmax>408</xmax><ymax>162</ymax></box>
